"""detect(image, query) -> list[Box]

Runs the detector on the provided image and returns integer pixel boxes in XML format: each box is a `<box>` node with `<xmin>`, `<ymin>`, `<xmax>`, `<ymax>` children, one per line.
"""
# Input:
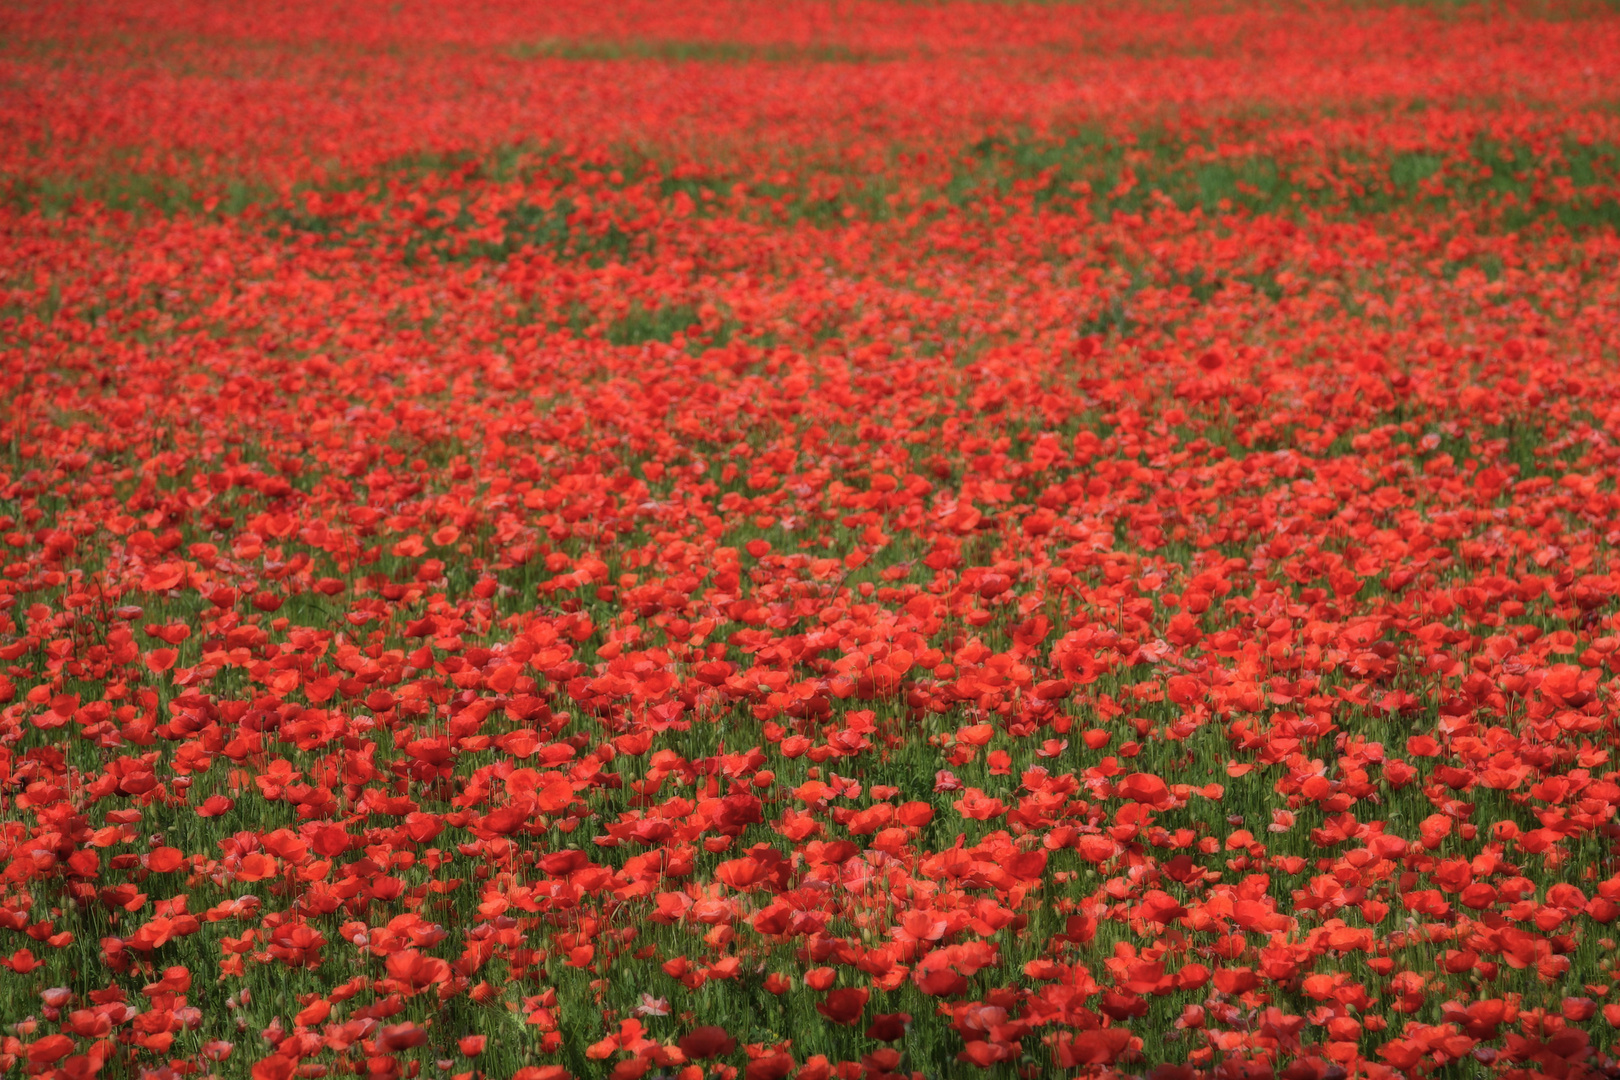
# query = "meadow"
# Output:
<box><xmin>4</xmin><ymin>1</ymin><xmax>1620</xmax><ymax>1077</ymax></box>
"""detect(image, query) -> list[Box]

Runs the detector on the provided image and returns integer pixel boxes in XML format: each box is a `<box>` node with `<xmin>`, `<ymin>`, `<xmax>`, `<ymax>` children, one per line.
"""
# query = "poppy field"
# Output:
<box><xmin>7</xmin><ymin>0</ymin><xmax>1620</xmax><ymax>1077</ymax></box>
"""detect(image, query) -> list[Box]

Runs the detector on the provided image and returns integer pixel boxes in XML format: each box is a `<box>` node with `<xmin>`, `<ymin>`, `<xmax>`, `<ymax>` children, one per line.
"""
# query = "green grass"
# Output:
<box><xmin>10</xmin><ymin>115</ymin><xmax>1620</xmax><ymax>254</ymax></box>
<box><xmin>947</xmin><ymin>124</ymin><xmax>1620</xmax><ymax>230</ymax></box>
<box><xmin>506</xmin><ymin>38</ymin><xmax>889</xmax><ymax>64</ymax></box>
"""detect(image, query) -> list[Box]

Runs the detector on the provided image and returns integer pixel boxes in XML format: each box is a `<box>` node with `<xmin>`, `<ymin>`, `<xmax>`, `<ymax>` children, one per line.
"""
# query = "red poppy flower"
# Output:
<box><xmin>677</xmin><ymin>1026</ymin><xmax>736</xmax><ymax>1060</ymax></box>
<box><xmin>815</xmin><ymin>987</ymin><xmax>869</xmax><ymax>1025</ymax></box>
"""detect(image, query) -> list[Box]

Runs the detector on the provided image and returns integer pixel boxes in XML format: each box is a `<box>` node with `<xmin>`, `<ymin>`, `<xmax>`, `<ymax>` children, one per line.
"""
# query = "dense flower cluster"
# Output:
<box><xmin>5</xmin><ymin>1</ymin><xmax>1620</xmax><ymax>1078</ymax></box>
